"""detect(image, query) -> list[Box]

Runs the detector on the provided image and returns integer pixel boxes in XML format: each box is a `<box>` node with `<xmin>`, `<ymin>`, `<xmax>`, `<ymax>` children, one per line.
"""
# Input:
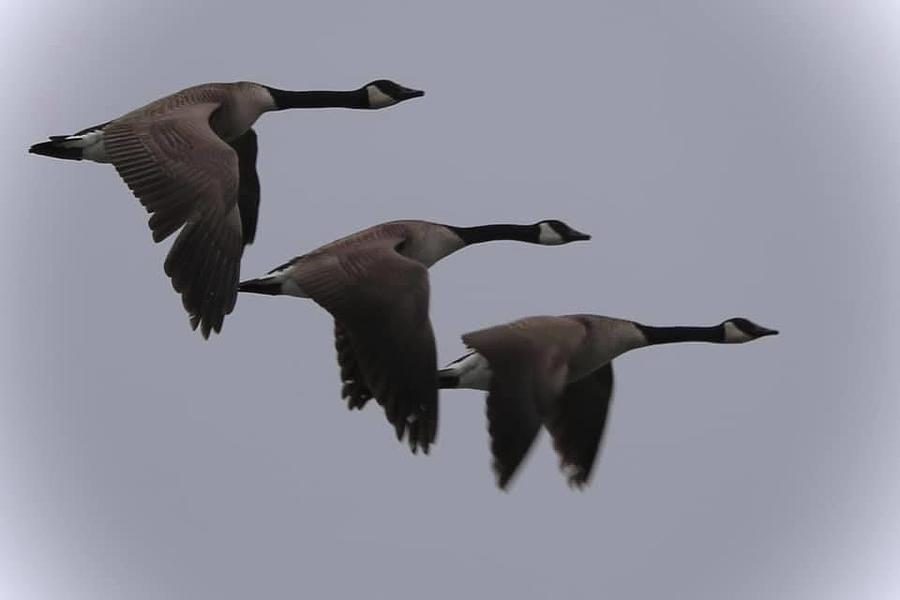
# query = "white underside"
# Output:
<box><xmin>265</xmin><ymin>268</ymin><xmax>309</xmax><ymax>298</ymax></box>
<box><xmin>64</xmin><ymin>130</ymin><xmax>109</xmax><ymax>163</ymax></box>
<box><xmin>280</xmin><ymin>278</ymin><xmax>308</xmax><ymax>298</ymax></box>
<box><xmin>443</xmin><ymin>351</ymin><xmax>492</xmax><ymax>391</ymax></box>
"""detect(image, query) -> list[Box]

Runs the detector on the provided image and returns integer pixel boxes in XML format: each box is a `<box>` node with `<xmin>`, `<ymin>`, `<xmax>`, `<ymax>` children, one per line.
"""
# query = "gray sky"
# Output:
<box><xmin>3</xmin><ymin>1</ymin><xmax>900</xmax><ymax>598</ymax></box>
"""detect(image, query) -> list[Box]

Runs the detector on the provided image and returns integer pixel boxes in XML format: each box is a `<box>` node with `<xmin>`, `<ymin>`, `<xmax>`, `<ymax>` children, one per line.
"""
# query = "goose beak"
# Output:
<box><xmin>570</xmin><ymin>229</ymin><xmax>591</xmax><ymax>241</ymax></box>
<box><xmin>400</xmin><ymin>87</ymin><xmax>425</xmax><ymax>100</ymax></box>
<box><xmin>757</xmin><ymin>326</ymin><xmax>779</xmax><ymax>337</ymax></box>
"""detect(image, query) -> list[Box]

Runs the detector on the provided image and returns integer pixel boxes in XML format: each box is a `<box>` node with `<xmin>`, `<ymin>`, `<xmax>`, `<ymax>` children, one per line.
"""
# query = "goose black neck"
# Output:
<box><xmin>636</xmin><ymin>324</ymin><xmax>725</xmax><ymax>346</ymax></box>
<box><xmin>448</xmin><ymin>224</ymin><xmax>538</xmax><ymax>246</ymax></box>
<box><xmin>266</xmin><ymin>87</ymin><xmax>367</xmax><ymax>109</ymax></box>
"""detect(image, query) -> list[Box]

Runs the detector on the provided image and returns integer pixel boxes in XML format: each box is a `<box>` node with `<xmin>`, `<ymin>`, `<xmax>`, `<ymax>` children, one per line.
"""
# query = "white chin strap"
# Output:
<box><xmin>537</xmin><ymin>222</ymin><xmax>565</xmax><ymax>245</ymax></box>
<box><xmin>366</xmin><ymin>85</ymin><xmax>396</xmax><ymax>109</ymax></box>
<box><xmin>723</xmin><ymin>321</ymin><xmax>752</xmax><ymax>343</ymax></box>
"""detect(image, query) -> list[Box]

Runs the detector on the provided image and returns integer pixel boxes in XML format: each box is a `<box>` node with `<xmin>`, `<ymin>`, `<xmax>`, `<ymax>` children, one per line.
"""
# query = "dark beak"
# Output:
<box><xmin>570</xmin><ymin>229</ymin><xmax>591</xmax><ymax>241</ymax></box>
<box><xmin>757</xmin><ymin>326</ymin><xmax>779</xmax><ymax>337</ymax></box>
<box><xmin>400</xmin><ymin>87</ymin><xmax>425</xmax><ymax>100</ymax></box>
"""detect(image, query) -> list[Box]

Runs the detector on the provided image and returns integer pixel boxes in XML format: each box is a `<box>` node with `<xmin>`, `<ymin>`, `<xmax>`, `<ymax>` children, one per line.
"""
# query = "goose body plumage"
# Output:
<box><xmin>29</xmin><ymin>79</ymin><xmax>424</xmax><ymax>337</ymax></box>
<box><xmin>239</xmin><ymin>219</ymin><xmax>591</xmax><ymax>453</ymax></box>
<box><xmin>439</xmin><ymin>314</ymin><xmax>778</xmax><ymax>489</ymax></box>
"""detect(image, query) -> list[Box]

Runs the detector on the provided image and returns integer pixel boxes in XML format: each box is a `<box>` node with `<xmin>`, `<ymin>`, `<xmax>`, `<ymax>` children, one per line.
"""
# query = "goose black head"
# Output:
<box><xmin>721</xmin><ymin>318</ymin><xmax>779</xmax><ymax>343</ymax></box>
<box><xmin>363</xmin><ymin>79</ymin><xmax>425</xmax><ymax>109</ymax></box>
<box><xmin>534</xmin><ymin>220</ymin><xmax>592</xmax><ymax>245</ymax></box>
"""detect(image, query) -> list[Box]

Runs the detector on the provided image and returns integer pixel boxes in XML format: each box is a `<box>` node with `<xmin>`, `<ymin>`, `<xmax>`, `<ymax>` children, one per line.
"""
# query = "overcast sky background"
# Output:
<box><xmin>3</xmin><ymin>1</ymin><xmax>900</xmax><ymax>598</ymax></box>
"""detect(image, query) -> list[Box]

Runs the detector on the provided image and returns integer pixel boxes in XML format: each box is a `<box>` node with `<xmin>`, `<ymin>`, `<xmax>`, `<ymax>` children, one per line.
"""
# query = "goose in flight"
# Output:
<box><xmin>238</xmin><ymin>219</ymin><xmax>591</xmax><ymax>453</ymax></box>
<box><xmin>29</xmin><ymin>79</ymin><xmax>424</xmax><ymax>337</ymax></box>
<box><xmin>439</xmin><ymin>314</ymin><xmax>778</xmax><ymax>489</ymax></box>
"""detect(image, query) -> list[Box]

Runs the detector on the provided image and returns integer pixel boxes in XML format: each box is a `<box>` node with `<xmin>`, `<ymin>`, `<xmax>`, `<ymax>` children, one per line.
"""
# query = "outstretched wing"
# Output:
<box><xmin>333</xmin><ymin>319</ymin><xmax>374</xmax><ymax>410</ymax></box>
<box><xmin>463</xmin><ymin>316</ymin><xmax>587</xmax><ymax>488</ymax></box>
<box><xmin>292</xmin><ymin>243</ymin><xmax>438</xmax><ymax>453</ymax></box>
<box><xmin>229</xmin><ymin>128</ymin><xmax>261</xmax><ymax>246</ymax></box>
<box><xmin>483</xmin><ymin>377</ymin><xmax>545</xmax><ymax>490</ymax></box>
<box><xmin>545</xmin><ymin>364</ymin><xmax>614</xmax><ymax>489</ymax></box>
<box><xmin>104</xmin><ymin>102</ymin><xmax>243</xmax><ymax>337</ymax></box>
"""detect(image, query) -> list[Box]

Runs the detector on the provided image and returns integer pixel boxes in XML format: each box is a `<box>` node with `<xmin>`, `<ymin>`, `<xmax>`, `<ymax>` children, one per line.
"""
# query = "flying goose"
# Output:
<box><xmin>438</xmin><ymin>314</ymin><xmax>778</xmax><ymax>489</ymax></box>
<box><xmin>238</xmin><ymin>219</ymin><xmax>591</xmax><ymax>453</ymax></box>
<box><xmin>29</xmin><ymin>79</ymin><xmax>424</xmax><ymax>337</ymax></box>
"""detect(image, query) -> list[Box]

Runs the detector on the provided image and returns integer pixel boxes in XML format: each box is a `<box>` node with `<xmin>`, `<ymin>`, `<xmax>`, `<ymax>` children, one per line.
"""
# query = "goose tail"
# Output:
<box><xmin>437</xmin><ymin>369</ymin><xmax>460</xmax><ymax>389</ymax></box>
<box><xmin>438</xmin><ymin>351</ymin><xmax>491</xmax><ymax>390</ymax></box>
<box><xmin>238</xmin><ymin>275</ymin><xmax>284</xmax><ymax>296</ymax></box>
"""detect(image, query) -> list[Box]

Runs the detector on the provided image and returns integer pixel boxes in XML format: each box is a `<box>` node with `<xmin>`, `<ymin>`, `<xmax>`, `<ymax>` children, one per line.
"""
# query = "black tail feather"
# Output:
<box><xmin>438</xmin><ymin>371</ymin><xmax>459</xmax><ymax>389</ymax></box>
<box><xmin>29</xmin><ymin>140</ymin><xmax>82</xmax><ymax>161</ymax></box>
<box><xmin>238</xmin><ymin>278</ymin><xmax>281</xmax><ymax>295</ymax></box>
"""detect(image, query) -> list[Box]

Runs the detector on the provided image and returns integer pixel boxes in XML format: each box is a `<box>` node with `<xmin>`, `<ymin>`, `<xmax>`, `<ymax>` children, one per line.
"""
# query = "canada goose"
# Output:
<box><xmin>28</xmin><ymin>79</ymin><xmax>424</xmax><ymax>337</ymax></box>
<box><xmin>438</xmin><ymin>314</ymin><xmax>778</xmax><ymax>489</ymax></box>
<box><xmin>238</xmin><ymin>219</ymin><xmax>591</xmax><ymax>453</ymax></box>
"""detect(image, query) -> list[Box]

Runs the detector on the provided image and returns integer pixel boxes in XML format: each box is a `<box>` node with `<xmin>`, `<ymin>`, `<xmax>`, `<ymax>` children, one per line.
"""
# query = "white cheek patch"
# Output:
<box><xmin>366</xmin><ymin>85</ymin><xmax>396</xmax><ymax>109</ymax></box>
<box><xmin>538</xmin><ymin>222</ymin><xmax>565</xmax><ymax>245</ymax></box>
<box><xmin>723</xmin><ymin>321</ymin><xmax>752</xmax><ymax>343</ymax></box>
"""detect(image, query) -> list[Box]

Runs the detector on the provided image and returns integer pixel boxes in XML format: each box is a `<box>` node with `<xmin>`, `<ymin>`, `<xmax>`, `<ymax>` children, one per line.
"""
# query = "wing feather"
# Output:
<box><xmin>463</xmin><ymin>316</ymin><xmax>587</xmax><ymax>488</ymax></box>
<box><xmin>292</xmin><ymin>241</ymin><xmax>438</xmax><ymax>452</ymax></box>
<box><xmin>104</xmin><ymin>102</ymin><xmax>244</xmax><ymax>337</ymax></box>
<box><xmin>546</xmin><ymin>364</ymin><xmax>615</xmax><ymax>488</ymax></box>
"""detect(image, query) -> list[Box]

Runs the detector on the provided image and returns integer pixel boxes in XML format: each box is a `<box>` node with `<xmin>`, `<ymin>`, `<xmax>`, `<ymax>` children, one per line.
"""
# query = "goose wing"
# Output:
<box><xmin>333</xmin><ymin>319</ymin><xmax>374</xmax><ymax>410</ymax></box>
<box><xmin>290</xmin><ymin>241</ymin><xmax>438</xmax><ymax>453</ymax></box>
<box><xmin>463</xmin><ymin>316</ymin><xmax>587</xmax><ymax>489</ymax></box>
<box><xmin>482</xmin><ymin>375</ymin><xmax>544</xmax><ymax>490</ymax></box>
<box><xmin>545</xmin><ymin>364</ymin><xmax>614</xmax><ymax>489</ymax></box>
<box><xmin>229</xmin><ymin>128</ymin><xmax>261</xmax><ymax>245</ymax></box>
<box><xmin>103</xmin><ymin>101</ymin><xmax>243</xmax><ymax>337</ymax></box>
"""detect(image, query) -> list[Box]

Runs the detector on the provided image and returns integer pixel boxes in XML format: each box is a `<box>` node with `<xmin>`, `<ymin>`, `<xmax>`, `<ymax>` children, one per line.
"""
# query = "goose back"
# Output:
<box><xmin>463</xmin><ymin>316</ymin><xmax>588</xmax><ymax>412</ymax></box>
<box><xmin>462</xmin><ymin>315</ymin><xmax>641</xmax><ymax>387</ymax></box>
<box><xmin>276</xmin><ymin>223</ymin><xmax>439</xmax><ymax>452</ymax></box>
<box><xmin>113</xmin><ymin>82</ymin><xmax>275</xmax><ymax>142</ymax></box>
<box><xmin>564</xmin><ymin>315</ymin><xmax>647</xmax><ymax>380</ymax></box>
<box><xmin>285</xmin><ymin>220</ymin><xmax>465</xmax><ymax>270</ymax></box>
